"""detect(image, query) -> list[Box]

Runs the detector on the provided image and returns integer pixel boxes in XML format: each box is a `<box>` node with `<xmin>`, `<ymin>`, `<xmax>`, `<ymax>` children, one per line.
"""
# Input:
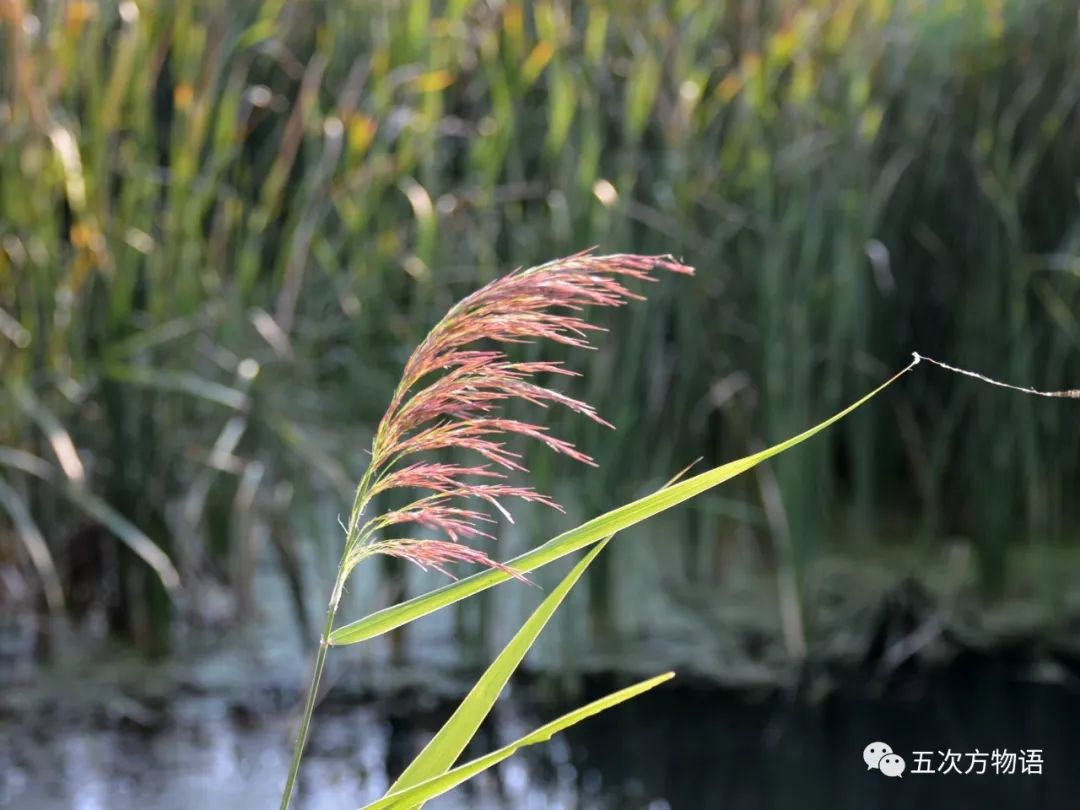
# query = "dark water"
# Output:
<box><xmin>3</xmin><ymin>655</ymin><xmax>1078</xmax><ymax>810</ymax></box>
<box><xmin>567</xmin><ymin>662</ymin><xmax>1080</xmax><ymax>810</ymax></box>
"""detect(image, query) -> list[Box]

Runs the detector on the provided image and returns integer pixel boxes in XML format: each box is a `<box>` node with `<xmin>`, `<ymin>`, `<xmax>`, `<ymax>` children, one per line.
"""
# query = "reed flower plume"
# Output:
<box><xmin>337</xmin><ymin>250</ymin><xmax>693</xmax><ymax>586</ymax></box>
<box><xmin>281</xmin><ymin>250</ymin><xmax>690</xmax><ymax>809</ymax></box>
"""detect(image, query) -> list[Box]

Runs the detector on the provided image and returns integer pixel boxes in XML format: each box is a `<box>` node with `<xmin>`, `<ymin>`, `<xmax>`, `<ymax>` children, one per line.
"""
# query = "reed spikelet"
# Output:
<box><xmin>339</xmin><ymin>250</ymin><xmax>693</xmax><ymax>583</ymax></box>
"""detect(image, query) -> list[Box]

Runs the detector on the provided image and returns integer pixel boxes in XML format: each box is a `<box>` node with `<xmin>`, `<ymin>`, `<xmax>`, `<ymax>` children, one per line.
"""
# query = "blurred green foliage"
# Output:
<box><xmin>1</xmin><ymin>0</ymin><xmax>1078</xmax><ymax>644</ymax></box>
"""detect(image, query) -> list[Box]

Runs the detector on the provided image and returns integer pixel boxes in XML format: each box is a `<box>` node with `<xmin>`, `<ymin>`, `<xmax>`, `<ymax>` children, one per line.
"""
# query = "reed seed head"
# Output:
<box><xmin>346</xmin><ymin>250</ymin><xmax>692</xmax><ymax>578</ymax></box>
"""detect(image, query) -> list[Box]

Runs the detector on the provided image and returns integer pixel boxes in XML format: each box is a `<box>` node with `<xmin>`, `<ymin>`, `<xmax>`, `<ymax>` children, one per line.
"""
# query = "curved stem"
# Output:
<box><xmin>280</xmin><ymin>470</ymin><xmax>376</xmax><ymax>810</ymax></box>
<box><xmin>278</xmin><ymin>443</ymin><xmax>393</xmax><ymax>809</ymax></box>
<box><xmin>279</xmin><ymin>574</ymin><xmax>344</xmax><ymax>810</ymax></box>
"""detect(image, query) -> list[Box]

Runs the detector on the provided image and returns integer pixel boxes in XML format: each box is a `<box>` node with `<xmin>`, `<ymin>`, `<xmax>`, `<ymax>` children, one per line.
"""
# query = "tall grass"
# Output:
<box><xmin>1</xmin><ymin>0</ymin><xmax>1078</xmax><ymax>647</ymax></box>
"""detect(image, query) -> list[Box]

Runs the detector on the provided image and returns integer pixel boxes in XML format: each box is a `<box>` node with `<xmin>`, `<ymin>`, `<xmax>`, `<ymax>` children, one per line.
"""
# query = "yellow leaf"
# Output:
<box><xmin>521</xmin><ymin>41</ymin><xmax>555</xmax><ymax>86</ymax></box>
<box><xmin>410</xmin><ymin>70</ymin><xmax>455</xmax><ymax>93</ymax></box>
<box><xmin>174</xmin><ymin>82</ymin><xmax>195</xmax><ymax>111</ymax></box>
<box><xmin>503</xmin><ymin>3</ymin><xmax>525</xmax><ymax>51</ymax></box>
<box><xmin>348</xmin><ymin>115</ymin><xmax>378</xmax><ymax>155</ymax></box>
<box><xmin>65</xmin><ymin>0</ymin><xmax>96</xmax><ymax>35</ymax></box>
<box><xmin>769</xmin><ymin>25</ymin><xmax>799</xmax><ymax>65</ymax></box>
<box><xmin>717</xmin><ymin>72</ymin><xmax>743</xmax><ymax>103</ymax></box>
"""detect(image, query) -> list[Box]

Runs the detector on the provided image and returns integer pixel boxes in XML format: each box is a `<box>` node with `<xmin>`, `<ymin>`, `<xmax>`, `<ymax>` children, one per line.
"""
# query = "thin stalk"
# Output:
<box><xmin>280</xmin><ymin>474</ymin><xmax>374</xmax><ymax>810</ymax></box>
<box><xmin>279</xmin><ymin>571</ymin><xmax>345</xmax><ymax>810</ymax></box>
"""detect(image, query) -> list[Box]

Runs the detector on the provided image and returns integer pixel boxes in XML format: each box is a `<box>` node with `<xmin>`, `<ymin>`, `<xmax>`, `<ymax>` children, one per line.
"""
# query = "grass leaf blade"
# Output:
<box><xmin>387</xmin><ymin>538</ymin><xmax>611</xmax><ymax>802</ymax></box>
<box><xmin>330</xmin><ymin>362</ymin><xmax>913</xmax><ymax>646</ymax></box>
<box><xmin>0</xmin><ymin>450</ymin><xmax>181</xmax><ymax>596</ymax></box>
<box><xmin>361</xmin><ymin>672</ymin><xmax>674</xmax><ymax>810</ymax></box>
<box><xmin>61</xmin><ymin>485</ymin><xmax>182</xmax><ymax>595</ymax></box>
<box><xmin>9</xmin><ymin>384</ymin><xmax>86</xmax><ymax>483</ymax></box>
<box><xmin>103</xmin><ymin>364</ymin><xmax>250</xmax><ymax>411</ymax></box>
<box><xmin>0</xmin><ymin>474</ymin><xmax>65</xmax><ymax>614</ymax></box>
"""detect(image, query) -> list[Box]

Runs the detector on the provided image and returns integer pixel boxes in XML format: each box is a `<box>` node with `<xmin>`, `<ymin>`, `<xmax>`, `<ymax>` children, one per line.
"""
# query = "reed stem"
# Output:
<box><xmin>279</xmin><ymin>571</ymin><xmax>345</xmax><ymax>810</ymax></box>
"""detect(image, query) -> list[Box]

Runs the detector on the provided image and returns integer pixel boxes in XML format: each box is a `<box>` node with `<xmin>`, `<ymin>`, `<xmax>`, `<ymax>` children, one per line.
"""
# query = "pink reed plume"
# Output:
<box><xmin>343</xmin><ymin>250</ymin><xmax>693</xmax><ymax>578</ymax></box>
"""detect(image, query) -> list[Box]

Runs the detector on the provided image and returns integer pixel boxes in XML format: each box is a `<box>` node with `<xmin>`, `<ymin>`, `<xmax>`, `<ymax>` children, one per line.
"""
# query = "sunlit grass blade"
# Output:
<box><xmin>330</xmin><ymin>360</ymin><xmax>915</xmax><ymax>646</ymax></box>
<box><xmin>0</xmin><ymin>450</ymin><xmax>181</xmax><ymax>596</ymax></box>
<box><xmin>102</xmin><ymin>307</ymin><xmax>219</xmax><ymax>359</ymax></box>
<box><xmin>388</xmin><ymin>538</ymin><xmax>610</xmax><ymax>802</ymax></box>
<box><xmin>361</xmin><ymin>672</ymin><xmax>675</xmax><ymax>810</ymax></box>
<box><xmin>9</xmin><ymin>385</ymin><xmax>86</xmax><ymax>483</ymax></box>
<box><xmin>183</xmin><ymin>414</ymin><xmax>249</xmax><ymax>527</ymax></box>
<box><xmin>267</xmin><ymin>415</ymin><xmax>355</xmax><ymax>499</ymax></box>
<box><xmin>103</xmin><ymin>364</ymin><xmax>250</xmax><ymax>411</ymax></box>
<box><xmin>0</xmin><ymin>474</ymin><xmax>65</xmax><ymax>614</ymax></box>
<box><xmin>0</xmin><ymin>448</ymin><xmax>54</xmax><ymax>479</ymax></box>
<box><xmin>59</xmin><ymin>485</ymin><xmax>182</xmax><ymax>596</ymax></box>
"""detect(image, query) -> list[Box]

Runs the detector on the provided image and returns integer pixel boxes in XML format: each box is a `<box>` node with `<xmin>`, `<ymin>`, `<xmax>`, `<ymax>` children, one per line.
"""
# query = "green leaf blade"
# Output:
<box><xmin>387</xmin><ymin>538</ymin><xmax>611</xmax><ymax>803</ymax></box>
<box><xmin>330</xmin><ymin>364</ymin><xmax>911</xmax><ymax>646</ymax></box>
<box><xmin>361</xmin><ymin>672</ymin><xmax>675</xmax><ymax>810</ymax></box>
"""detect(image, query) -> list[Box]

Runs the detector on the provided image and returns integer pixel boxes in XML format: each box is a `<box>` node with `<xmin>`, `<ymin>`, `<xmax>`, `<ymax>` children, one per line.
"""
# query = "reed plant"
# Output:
<box><xmin>278</xmin><ymin>250</ymin><xmax>918</xmax><ymax>808</ymax></box>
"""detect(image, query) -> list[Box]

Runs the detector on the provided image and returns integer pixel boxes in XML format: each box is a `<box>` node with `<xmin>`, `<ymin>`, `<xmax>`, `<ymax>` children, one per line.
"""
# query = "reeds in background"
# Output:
<box><xmin>1</xmin><ymin>0</ymin><xmax>1078</xmax><ymax>657</ymax></box>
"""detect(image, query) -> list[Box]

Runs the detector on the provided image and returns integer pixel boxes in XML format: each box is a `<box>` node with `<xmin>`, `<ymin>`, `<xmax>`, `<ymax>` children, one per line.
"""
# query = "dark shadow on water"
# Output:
<box><xmin>566</xmin><ymin>656</ymin><xmax>1080</xmax><ymax>809</ymax></box>
<box><xmin>2</xmin><ymin>655</ymin><xmax>1078</xmax><ymax>809</ymax></box>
